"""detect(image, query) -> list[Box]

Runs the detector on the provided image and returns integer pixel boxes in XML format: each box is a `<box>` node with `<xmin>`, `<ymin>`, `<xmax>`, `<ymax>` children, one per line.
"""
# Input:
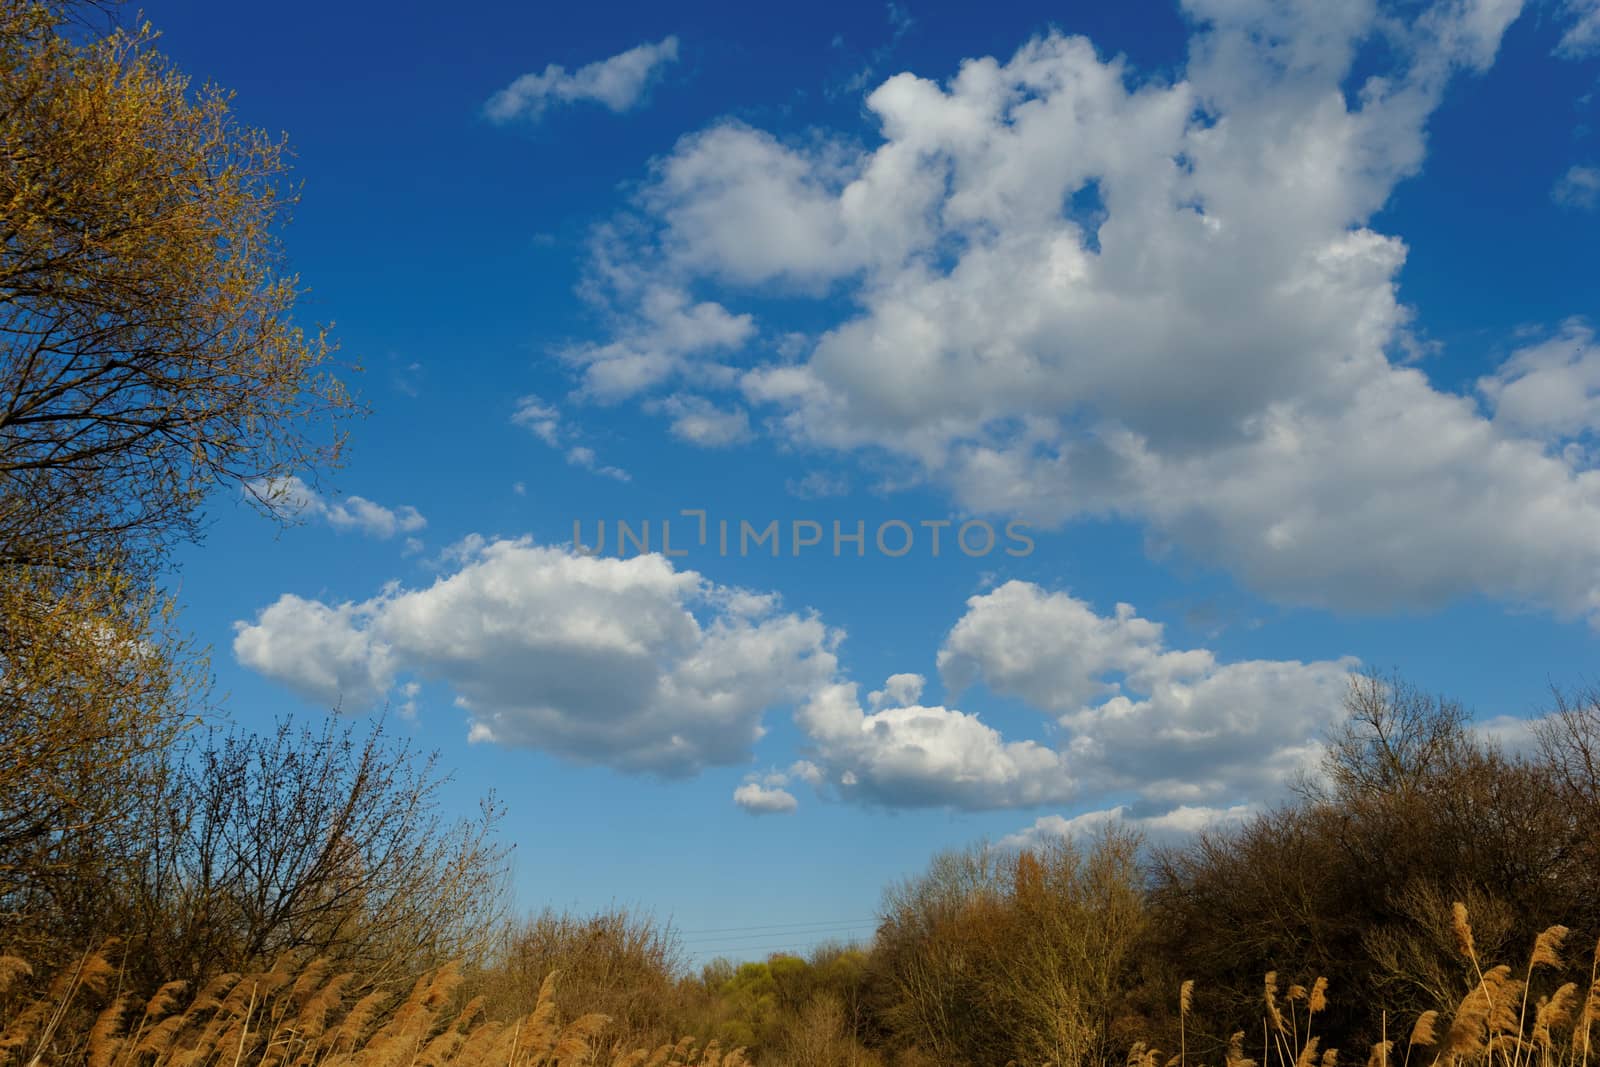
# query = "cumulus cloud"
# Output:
<box><xmin>484</xmin><ymin>37</ymin><xmax>680</xmax><ymax>123</ymax></box>
<box><xmin>731</xmin><ymin>761</ymin><xmax>828</xmax><ymax>813</ymax></box>
<box><xmin>734</xmin><ymin>781</ymin><xmax>800</xmax><ymax>814</ymax></box>
<box><xmin>938</xmin><ymin>581</ymin><xmax>1356</xmax><ymax>809</ymax></box>
<box><xmin>771</xmin><ymin>581</ymin><xmax>1353</xmax><ymax>814</ymax></box>
<box><xmin>561</xmin><ymin>0</ymin><xmax>1600</xmax><ymax>622</ymax></box>
<box><xmin>231</xmin><ymin>595</ymin><xmax>397</xmax><ymax>709</ymax></box>
<box><xmin>869</xmin><ymin>672</ymin><xmax>926</xmax><ymax>710</ymax></box>
<box><xmin>1478</xmin><ymin>321</ymin><xmax>1600</xmax><ymax>441</ymax></box>
<box><xmin>795</xmin><ymin>681</ymin><xmax>1078</xmax><ymax>809</ymax></box>
<box><xmin>248</xmin><ymin>476</ymin><xmax>425</xmax><ymax>540</ymax></box>
<box><xmin>788</xmin><ymin>759</ymin><xmax>826</xmax><ymax>786</ymax></box>
<box><xmin>237</xmin><ymin>555</ymin><xmax>1363</xmax><ymax>822</ymax></box>
<box><xmin>1473</xmin><ymin>714</ymin><xmax>1542</xmax><ymax>756</ymax></box>
<box><xmin>1552</xmin><ymin>165</ymin><xmax>1600</xmax><ymax>210</ymax></box>
<box><xmin>234</xmin><ymin>540</ymin><xmax>839</xmax><ymax>776</ymax></box>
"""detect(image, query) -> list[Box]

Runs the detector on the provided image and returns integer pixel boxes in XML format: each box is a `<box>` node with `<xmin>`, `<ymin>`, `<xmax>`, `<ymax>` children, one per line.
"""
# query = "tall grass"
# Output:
<box><xmin>0</xmin><ymin>949</ymin><xmax>746</xmax><ymax>1067</ymax></box>
<box><xmin>6</xmin><ymin>903</ymin><xmax>1599</xmax><ymax>1067</ymax></box>
<box><xmin>1149</xmin><ymin>904</ymin><xmax>1600</xmax><ymax>1067</ymax></box>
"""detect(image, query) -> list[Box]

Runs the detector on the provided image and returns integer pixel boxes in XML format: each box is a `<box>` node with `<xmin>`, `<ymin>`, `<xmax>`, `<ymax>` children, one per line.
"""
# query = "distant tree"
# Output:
<box><xmin>470</xmin><ymin>908</ymin><xmax>683</xmax><ymax>1048</ymax></box>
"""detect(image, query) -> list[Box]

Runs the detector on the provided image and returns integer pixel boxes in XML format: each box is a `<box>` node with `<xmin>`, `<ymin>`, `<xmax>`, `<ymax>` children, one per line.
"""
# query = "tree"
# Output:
<box><xmin>1149</xmin><ymin>672</ymin><xmax>1598</xmax><ymax>1056</ymax></box>
<box><xmin>470</xmin><ymin>908</ymin><xmax>683</xmax><ymax>1048</ymax></box>
<box><xmin>0</xmin><ymin>0</ymin><xmax>356</xmax><ymax>940</ymax></box>
<box><xmin>1</xmin><ymin>1</ymin><xmax>354</xmax><ymax>582</ymax></box>
<box><xmin>101</xmin><ymin>716</ymin><xmax>508</xmax><ymax>987</ymax></box>
<box><xmin>1313</xmin><ymin>669</ymin><xmax>1473</xmax><ymax>805</ymax></box>
<box><xmin>0</xmin><ymin>565</ymin><xmax>201</xmax><ymax>949</ymax></box>
<box><xmin>872</xmin><ymin>830</ymin><xmax>1149</xmax><ymax>1067</ymax></box>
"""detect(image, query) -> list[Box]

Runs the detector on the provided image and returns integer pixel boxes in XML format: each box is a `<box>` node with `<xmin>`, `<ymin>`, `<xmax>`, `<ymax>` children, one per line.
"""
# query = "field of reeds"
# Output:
<box><xmin>2</xmin><ymin>901</ymin><xmax>1598</xmax><ymax>1067</ymax></box>
<box><xmin>0</xmin><ymin>950</ymin><xmax>747</xmax><ymax>1067</ymax></box>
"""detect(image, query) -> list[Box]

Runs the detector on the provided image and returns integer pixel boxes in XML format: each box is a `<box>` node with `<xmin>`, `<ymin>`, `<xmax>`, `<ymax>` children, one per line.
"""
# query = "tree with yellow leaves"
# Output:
<box><xmin>0</xmin><ymin>0</ymin><xmax>354</xmax><ymax>579</ymax></box>
<box><xmin>0</xmin><ymin>0</ymin><xmax>356</xmax><ymax>951</ymax></box>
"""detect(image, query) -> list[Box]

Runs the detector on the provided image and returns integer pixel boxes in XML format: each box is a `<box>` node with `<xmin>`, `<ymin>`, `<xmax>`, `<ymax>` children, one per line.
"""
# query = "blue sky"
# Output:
<box><xmin>151</xmin><ymin>0</ymin><xmax>1599</xmax><ymax>964</ymax></box>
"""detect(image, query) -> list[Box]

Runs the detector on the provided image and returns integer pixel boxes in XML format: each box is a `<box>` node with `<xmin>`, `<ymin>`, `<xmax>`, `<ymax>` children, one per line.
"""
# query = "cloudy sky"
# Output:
<box><xmin>156</xmin><ymin>0</ymin><xmax>1599</xmax><ymax>962</ymax></box>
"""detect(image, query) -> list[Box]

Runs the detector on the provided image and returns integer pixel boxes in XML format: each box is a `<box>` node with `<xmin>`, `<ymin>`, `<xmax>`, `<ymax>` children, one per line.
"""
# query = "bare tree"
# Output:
<box><xmin>106</xmin><ymin>716</ymin><xmax>511</xmax><ymax>987</ymax></box>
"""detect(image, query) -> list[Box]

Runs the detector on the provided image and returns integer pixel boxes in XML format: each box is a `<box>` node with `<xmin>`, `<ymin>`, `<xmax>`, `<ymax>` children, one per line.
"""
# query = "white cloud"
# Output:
<box><xmin>868</xmin><ymin>672</ymin><xmax>926</xmax><ymax>710</ymax></box>
<box><xmin>569</xmin><ymin>0</ymin><xmax>1600</xmax><ymax>622</ymax></box>
<box><xmin>396</xmin><ymin>680</ymin><xmax>421</xmax><ymax>720</ymax></box>
<box><xmin>512</xmin><ymin>396</ymin><xmax>563</xmax><ymax>446</ymax></box>
<box><xmin>770</xmin><ymin>581</ymin><xmax>1351</xmax><ymax>815</ymax></box>
<box><xmin>234</xmin><ymin>540</ymin><xmax>839</xmax><ymax>776</ymax></box>
<box><xmin>999</xmin><ymin>804</ymin><xmax>1254</xmax><ymax>851</ymax></box>
<box><xmin>939</xmin><ymin>586</ymin><xmax>1167</xmax><ymax>712</ymax></box>
<box><xmin>562</xmin><ymin>280</ymin><xmax>755</xmax><ymax>402</ymax></box>
<box><xmin>655</xmin><ymin>394</ymin><xmax>754</xmax><ymax>447</ymax></box>
<box><xmin>237</xmin><ymin>560</ymin><xmax>1365</xmax><ymax>823</ymax></box>
<box><xmin>1473</xmin><ymin>713</ymin><xmax>1542</xmax><ymax>756</ymax></box>
<box><xmin>1557</xmin><ymin>0</ymin><xmax>1600</xmax><ymax>56</ymax></box>
<box><xmin>484</xmin><ymin>37</ymin><xmax>680</xmax><ymax>123</ymax></box>
<box><xmin>1552</xmin><ymin>164</ymin><xmax>1600</xmax><ymax>210</ymax></box>
<box><xmin>565</xmin><ymin>445</ymin><xmax>631</xmax><ymax>482</ymax></box>
<box><xmin>937</xmin><ymin>581</ymin><xmax>1357</xmax><ymax>809</ymax></box>
<box><xmin>231</xmin><ymin>595</ymin><xmax>396</xmax><ymax>710</ymax></box>
<box><xmin>795</xmin><ymin>681</ymin><xmax>1078</xmax><ymax>809</ymax></box>
<box><xmin>730</xmin><ymin>760</ymin><xmax>828</xmax><ymax>812</ymax></box>
<box><xmin>734</xmin><ymin>781</ymin><xmax>800</xmax><ymax>814</ymax></box>
<box><xmin>248</xmin><ymin>476</ymin><xmax>426</xmax><ymax>540</ymax></box>
<box><xmin>513</xmin><ymin>395</ymin><xmax>631</xmax><ymax>481</ymax></box>
<box><xmin>1478</xmin><ymin>321</ymin><xmax>1600</xmax><ymax>440</ymax></box>
<box><xmin>788</xmin><ymin>759</ymin><xmax>826</xmax><ymax>786</ymax></box>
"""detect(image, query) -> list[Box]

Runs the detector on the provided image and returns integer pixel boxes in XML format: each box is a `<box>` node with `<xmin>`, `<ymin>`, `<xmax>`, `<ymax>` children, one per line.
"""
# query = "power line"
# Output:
<box><xmin>678</xmin><ymin>921</ymin><xmax>877</xmax><ymax>946</ymax></box>
<box><xmin>680</xmin><ymin>931</ymin><xmax>876</xmax><ymax>948</ymax></box>
<box><xmin>683</xmin><ymin>934</ymin><xmax>873</xmax><ymax>962</ymax></box>
<box><xmin>674</xmin><ymin>917</ymin><xmax>878</xmax><ymax>937</ymax></box>
<box><xmin>683</xmin><ymin>929</ymin><xmax>877</xmax><ymax>952</ymax></box>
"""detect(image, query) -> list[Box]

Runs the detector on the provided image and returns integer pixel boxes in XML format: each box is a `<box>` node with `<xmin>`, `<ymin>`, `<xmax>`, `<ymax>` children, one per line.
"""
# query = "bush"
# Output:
<box><xmin>873</xmin><ymin>828</ymin><xmax>1148</xmax><ymax>1067</ymax></box>
<box><xmin>470</xmin><ymin>908</ymin><xmax>683</xmax><ymax>1049</ymax></box>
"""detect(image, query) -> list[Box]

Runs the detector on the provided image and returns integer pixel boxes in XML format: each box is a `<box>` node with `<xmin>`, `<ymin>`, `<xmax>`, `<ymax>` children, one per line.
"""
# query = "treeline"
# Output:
<box><xmin>451</xmin><ymin>672</ymin><xmax>1600</xmax><ymax>1066</ymax></box>
<box><xmin>15</xmin><ymin>669</ymin><xmax>1593</xmax><ymax>1066</ymax></box>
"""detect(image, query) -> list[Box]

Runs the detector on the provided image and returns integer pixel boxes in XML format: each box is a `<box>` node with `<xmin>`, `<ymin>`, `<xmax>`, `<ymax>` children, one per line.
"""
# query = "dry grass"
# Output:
<box><xmin>0</xmin><ymin>950</ymin><xmax>746</xmax><ymax>1067</ymax></box>
<box><xmin>8</xmin><ymin>902</ymin><xmax>1600</xmax><ymax>1067</ymax></box>
<box><xmin>1153</xmin><ymin>905</ymin><xmax>1600</xmax><ymax>1067</ymax></box>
